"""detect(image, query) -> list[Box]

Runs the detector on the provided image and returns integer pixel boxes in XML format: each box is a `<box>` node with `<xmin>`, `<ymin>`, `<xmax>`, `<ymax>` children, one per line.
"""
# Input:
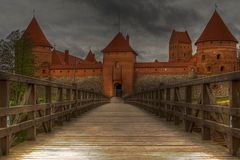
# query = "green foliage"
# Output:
<box><xmin>14</xmin><ymin>36</ymin><xmax>35</xmax><ymax>76</ymax></box>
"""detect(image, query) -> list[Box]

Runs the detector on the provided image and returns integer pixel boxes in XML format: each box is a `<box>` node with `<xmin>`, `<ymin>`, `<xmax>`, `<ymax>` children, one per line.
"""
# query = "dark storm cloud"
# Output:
<box><xmin>0</xmin><ymin>0</ymin><xmax>239</xmax><ymax>61</ymax></box>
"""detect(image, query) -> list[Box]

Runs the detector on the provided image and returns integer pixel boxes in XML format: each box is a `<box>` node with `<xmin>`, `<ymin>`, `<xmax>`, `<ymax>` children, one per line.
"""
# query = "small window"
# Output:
<box><xmin>184</xmin><ymin>53</ymin><xmax>186</xmax><ymax>57</ymax></box>
<box><xmin>42</xmin><ymin>70</ymin><xmax>46</xmax><ymax>74</ymax></box>
<box><xmin>220</xmin><ymin>66</ymin><xmax>224</xmax><ymax>72</ymax></box>
<box><xmin>217</xmin><ymin>54</ymin><xmax>221</xmax><ymax>59</ymax></box>
<box><xmin>155</xmin><ymin>69</ymin><xmax>157</xmax><ymax>71</ymax></box>
<box><xmin>60</xmin><ymin>70</ymin><xmax>62</xmax><ymax>73</ymax></box>
<box><xmin>202</xmin><ymin>55</ymin><xmax>206</xmax><ymax>61</ymax></box>
<box><xmin>207</xmin><ymin>66</ymin><xmax>211</xmax><ymax>72</ymax></box>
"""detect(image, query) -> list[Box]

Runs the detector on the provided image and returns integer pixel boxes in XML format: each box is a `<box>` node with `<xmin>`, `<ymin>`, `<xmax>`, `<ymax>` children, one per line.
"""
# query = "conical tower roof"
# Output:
<box><xmin>102</xmin><ymin>32</ymin><xmax>136</xmax><ymax>54</ymax></box>
<box><xmin>196</xmin><ymin>11</ymin><xmax>238</xmax><ymax>44</ymax></box>
<box><xmin>24</xmin><ymin>17</ymin><xmax>52</xmax><ymax>48</ymax></box>
<box><xmin>170</xmin><ymin>30</ymin><xmax>191</xmax><ymax>43</ymax></box>
<box><xmin>85</xmin><ymin>50</ymin><xmax>97</xmax><ymax>63</ymax></box>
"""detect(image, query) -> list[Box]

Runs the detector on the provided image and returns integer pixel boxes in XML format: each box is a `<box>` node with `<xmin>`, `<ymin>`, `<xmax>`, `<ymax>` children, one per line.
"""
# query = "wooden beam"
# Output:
<box><xmin>229</xmin><ymin>80</ymin><xmax>240</xmax><ymax>156</ymax></box>
<box><xmin>0</xmin><ymin>80</ymin><xmax>10</xmax><ymax>156</ymax></box>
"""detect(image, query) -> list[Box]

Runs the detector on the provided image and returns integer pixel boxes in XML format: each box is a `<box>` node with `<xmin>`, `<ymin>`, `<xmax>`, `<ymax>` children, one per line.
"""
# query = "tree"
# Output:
<box><xmin>0</xmin><ymin>30</ymin><xmax>21</xmax><ymax>72</ymax></box>
<box><xmin>14</xmin><ymin>33</ymin><xmax>34</xmax><ymax>76</ymax></box>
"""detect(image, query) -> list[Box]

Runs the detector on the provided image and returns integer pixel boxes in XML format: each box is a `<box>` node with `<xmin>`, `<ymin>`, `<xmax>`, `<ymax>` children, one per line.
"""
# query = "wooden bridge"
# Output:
<box><xmin>0</xmin><ymin>71</ymin><xmax>240</xmax><ymax>159</ymax></box>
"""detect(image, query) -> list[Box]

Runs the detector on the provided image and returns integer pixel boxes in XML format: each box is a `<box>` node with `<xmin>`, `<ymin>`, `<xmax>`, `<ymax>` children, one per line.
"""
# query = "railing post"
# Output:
<box><xmin>45</xmin><ymin>86</ymin><xmax>52</xmax><ymax>132</ymax></box>
<box><xmin>27</xmin><ymin>84</ymin><xmax>37</xmax><ymax>140</ymax></box>
<box><xmin>159</xmin><ymin>89</ymin><xmax>165</xmax><ymax>118</ymax></box>
<box><xmin>0</xmin><ymin>80</ymin><xmax>10</xmax><ymax>155</ymax></box>
<box><xmin>174</xmin><ymin>87</ymin><xmax>180</xmax><ymax>125</ymax></box>
<box><xmin>229</xmin><ymin>80</ymin><xmax>240</xmax><ymax>156</ymax></box>
<box><xmin>201</xmin><ymin>84</ymin><xmax>211</xmax><ymax>140</ymax></box>
<box><xmin>184</xmin><ymin>86</ymin><xmax>192</xmax><ymax>132</ymax></box>
<box><xmin>165</xmin><ymin>88</ymin><xmax>170</xmax><ymax>121</ymax></box>
<box><xmin>66</xmin><ymin>88</ymin><xmax>71</xmax><ymax>121</ymax></box>
<box><xmin>57</xmin><ymin>87</ymin><xmax>63</xmax><ymax>125</ymax></box>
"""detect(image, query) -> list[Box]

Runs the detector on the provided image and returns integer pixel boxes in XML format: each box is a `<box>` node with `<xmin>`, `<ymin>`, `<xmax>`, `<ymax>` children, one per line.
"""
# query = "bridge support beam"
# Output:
<box><xmin>27</xmin><ymin>84</ymin><xmax>37</xmax><ymax>141</ymax></box>
<box><xmin>0</xmin><ymin>80</ymin><xmax>10</xmax><ymax>156</ymax></box>
<box><xmin>201</xmin><ymin>84</ymin><xmax>211</xmax><ymax>140</ymax></box>
<box><xmin>184</xmin><ymin>86</ymin><xmax>192</xmax><ymax>132</ymax></box>
<box><xmin>45</xmin><ymin>86</ymin><xmax>52</xmax><ymax>132</ymax></box>
<box><xmin>229</xmin><ymin>80</ymin><xmax>240</xmax><ymax>156</ymax></box>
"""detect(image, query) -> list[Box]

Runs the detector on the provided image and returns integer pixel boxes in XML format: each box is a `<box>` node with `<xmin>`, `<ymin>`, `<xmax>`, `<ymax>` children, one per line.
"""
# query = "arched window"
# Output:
<box><xmin>115</xmin><ymin>61</ymin><xmax>120</xmax><ymax>68</ymax></box>
<box><xmin>217</xmin><ymin>54</ymin><xmax>221</xmax><ymax>59</ymax></box>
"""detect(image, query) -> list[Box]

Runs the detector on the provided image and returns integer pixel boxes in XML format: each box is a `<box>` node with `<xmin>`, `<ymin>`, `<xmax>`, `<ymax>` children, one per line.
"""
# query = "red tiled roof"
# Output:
<box><xmin>24</xmin><ymin>17</ymin><xmax>52</xmax><ymax>48</ymax></box>
<box><xmin>85</xmin><ymin>50</ymin><xmax>97</xmax><ymax>63</ymax></box>
<box><xmin>170</xmin><ymin>30</ymin><xmax>191</xmax><ymax>43</ymax></box>
<box><xmin>102</xmin><ymin>32</ymin><xmax>136</xmax><ymax>54</ymax></box>
<box><xmin>51</xmin><ymin>49</ymin><xmax>102</xmax><ymax>69</ymax></box>
<box><xmin>196</xmin><ymin>11</ymin><xmax>238</xmax><ymax>44</ymax></box>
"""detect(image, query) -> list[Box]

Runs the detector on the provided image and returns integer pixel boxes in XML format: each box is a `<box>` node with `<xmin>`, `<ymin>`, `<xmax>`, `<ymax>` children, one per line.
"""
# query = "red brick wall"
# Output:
<box><xmin>169</xmin><ymin>42</ymin><xmax>192</xmax><ymax>62</ymax></box>
<box><xmin>103</xmin><ymin>51</ymin><xmax>136</xmax><ymax>97</ymax></box>
<box><xmin>195</xmin><ymin>41</ymin><xmax>238</xmax><ymax>75</ymax></box>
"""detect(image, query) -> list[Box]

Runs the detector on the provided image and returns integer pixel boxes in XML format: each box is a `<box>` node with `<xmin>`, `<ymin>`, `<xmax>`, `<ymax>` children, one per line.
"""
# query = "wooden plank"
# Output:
<box><xmin>1</xmin><ymin>101</ymin><xmax>237</xmax><ymax>160</ymax></box>
<box><xmin>0</xmin><ymin>80</ymin><xmax>10</xmax><ymax>156</ymax></box>
<box><xmin>229</xmin><ymin>80</ymin><xmax>240</xmax><ymax>156</ymax></box>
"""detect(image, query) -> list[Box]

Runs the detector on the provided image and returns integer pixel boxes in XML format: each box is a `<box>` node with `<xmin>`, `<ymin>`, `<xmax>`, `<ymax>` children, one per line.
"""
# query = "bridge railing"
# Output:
<box><xmin>0</xmin><ymin>71</ymin><xmax>109</xmax><ymax>156</ymax></box>
<box><xmin>125</xmin><ymin>71</ymin><xmax>240</xmax><ymax>156</ymax></box>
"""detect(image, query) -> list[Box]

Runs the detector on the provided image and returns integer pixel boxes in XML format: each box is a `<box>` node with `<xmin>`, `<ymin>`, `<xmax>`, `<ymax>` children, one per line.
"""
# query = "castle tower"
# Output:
<box><xmin>169</xmin><ymin>30</ymin><xmax>192</xmax><ymax>62</ymax></box>
<box><xmin>195</xmin><ymin>11</ymin><xmax>238</xmax><ymax>74</ymax></box>
<box><xmin>24</xmin><ymin>16</ymin><xmax>52</xmax><ymax>76</ymax></box>
<box><xmin>102</xmin><ymin>32</ymin><xmax>136</xmax><ymax>97</ymax></box>
<box><xmin>85</xmin><ymin>50</ymin><xmax>97</xmax><ymax>63</ymax></box>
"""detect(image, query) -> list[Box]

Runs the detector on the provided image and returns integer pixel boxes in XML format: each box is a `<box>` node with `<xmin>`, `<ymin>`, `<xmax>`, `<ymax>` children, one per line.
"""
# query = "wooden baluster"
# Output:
<box><xmin>201</xmin><ymin>84</ymin><xmax>211</xmax><ymax>140</ymax></box>
<box><xmin>165</xmin><ymin>88</ymin><xmax>170</xmax><ymax>121</ymax></box>
<box><xmin>229</xmin><ymin>80</ymin><xmax>240</xmax><ymax>156</ymax></box>
<box><xmin>174</xmin><ymin>87</ymin><xmax>180</xmax><ymax>125</ymax></box>
<box><xmin>184</xmin><ymin>86</ymin><xmax>192</xmax><ymax>132</ymax></box>
<box><xmin>27</xmin><ymin>84</ymin><xmax>36</xmax><ymax>140</ymax></box>
<box><xmin>45</xmin><ymin>86</ymin><xmax>52</xmax><ymax>132</ymax></box>
<box><xmin>0</xmin><ymin>80</ymin><xmax>10</xmax><ymax>155</ymax></box>
<box><xmin>57</xmin><ymin>88</ymin><xmax>63</xmax><ymax>125</ymax></box>
<box><xmin>159</xmin><ymin>89</ymin><xmax>165</xmax><ymax>118</ymax></box>
<box><xmin>66</xmin><ymin>88</ymin><xmax>71</xmax><ymax>121</ymax></box>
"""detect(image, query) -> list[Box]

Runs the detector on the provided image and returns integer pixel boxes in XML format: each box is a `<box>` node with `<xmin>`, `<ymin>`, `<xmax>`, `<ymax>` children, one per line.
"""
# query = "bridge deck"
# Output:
<box><xmin>2</xmin><ymin>99</ymin><xmax>237</xmax><ymax>160</ymax></box>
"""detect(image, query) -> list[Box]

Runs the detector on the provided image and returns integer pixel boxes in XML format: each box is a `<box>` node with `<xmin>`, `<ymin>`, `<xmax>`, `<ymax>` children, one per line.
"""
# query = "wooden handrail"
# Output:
<box><xmin>0</xmin><ymin>71</ymin><xmax>109</xmax><ymax>156</ymax></box>
<box><xmin>125</xmin><ymin>71</ymin><xmax>240</xmax><ymax>157</ymax></box>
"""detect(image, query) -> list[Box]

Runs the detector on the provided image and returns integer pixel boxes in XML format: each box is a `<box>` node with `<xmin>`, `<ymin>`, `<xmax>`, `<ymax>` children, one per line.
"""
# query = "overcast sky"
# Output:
<box><xmin>0</xmin><ymin>0</ymin><xmax>239</xmax><ymax>62</ymax></box>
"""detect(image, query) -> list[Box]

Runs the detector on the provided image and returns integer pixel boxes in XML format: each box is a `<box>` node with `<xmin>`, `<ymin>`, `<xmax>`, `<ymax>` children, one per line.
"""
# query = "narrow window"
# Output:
<box><xmin>220</xmin><ymin>66</ymin><xmax>224</xmax><ymax>72</ymax></box>
<box><xmin>207</xmin><ymin>66</ymin><xmax>211</xmax><ymax>72</ymax></box>
<box><xmin>202</xmin><ymin>55</ymin><xmax>205</xmax><ymax>61</ymax></box>
<box><xmin>217</xmin><ymin>54</ymin><xmax>221</xmax><ymax>59</ymax></box>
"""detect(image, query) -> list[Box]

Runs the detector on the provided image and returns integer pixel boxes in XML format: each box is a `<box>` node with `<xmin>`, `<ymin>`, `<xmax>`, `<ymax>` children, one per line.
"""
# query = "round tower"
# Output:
<box><xmin>195</xmin><ymin>11</ymin><xmax>238</xmax><ymax>75</ymax></box>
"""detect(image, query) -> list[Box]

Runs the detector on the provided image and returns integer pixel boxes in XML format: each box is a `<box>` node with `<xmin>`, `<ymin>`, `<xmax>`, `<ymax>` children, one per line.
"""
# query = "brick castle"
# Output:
<box><xmin>23</xmin><ymin>10</ymin><xmax>239</xmax><ymax>97</ymax></box>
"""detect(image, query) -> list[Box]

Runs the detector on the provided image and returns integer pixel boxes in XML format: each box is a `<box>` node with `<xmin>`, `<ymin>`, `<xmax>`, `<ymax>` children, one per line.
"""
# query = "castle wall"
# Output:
<box><xmin>195</xmin><ymin>41</ymin><xmax>238</xmax><ymax>75</ymax></box>
<box><xmin>169</xmin><ymin>42</ymin><xmax>192</xmax><ymax>62</ymax></box>
<box><xmin>103</xmin><ymin>51</ymin><xmax>136</xmax><ymax>97</ymax></box>
<box><xmin>50</xmin><ymin>68</ymin><xmax>102</xmax><ymax>77</ymax></box>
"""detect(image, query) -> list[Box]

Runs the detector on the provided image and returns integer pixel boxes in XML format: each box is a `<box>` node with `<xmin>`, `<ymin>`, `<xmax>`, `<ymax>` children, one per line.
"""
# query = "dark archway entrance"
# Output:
<box><xmin>114</xmin><ymin>83</ymin><xmax>122</xmax><ymax>97</ymax></box>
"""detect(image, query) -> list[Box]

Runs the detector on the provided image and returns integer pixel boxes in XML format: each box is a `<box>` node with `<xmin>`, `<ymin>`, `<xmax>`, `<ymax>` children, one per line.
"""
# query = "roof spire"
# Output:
<box><xmin>118</xmin><ymin>13</ymin><xmax>121</xmax><ymax>32</ymax></box>
<box><xmin>33</xmin><ymin>9</ymin><xmax>36</xmax><ymax>17</ymax></box>
<box><xmin>215</xmin><ymin>3</ymin><xmax>218</xmax><ymax>10</ymax></box>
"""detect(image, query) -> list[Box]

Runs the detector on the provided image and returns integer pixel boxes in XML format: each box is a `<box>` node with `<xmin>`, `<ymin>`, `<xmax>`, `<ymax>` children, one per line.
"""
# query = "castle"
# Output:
<box><xmin>23</xmin><ymin>10</ymin><xmax>239</xmax><ymax>97</ymax></box>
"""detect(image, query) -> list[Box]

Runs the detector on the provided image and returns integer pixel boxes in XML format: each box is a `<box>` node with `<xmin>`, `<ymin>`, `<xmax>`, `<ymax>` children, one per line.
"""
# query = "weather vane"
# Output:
<box><xmin>215</xmin><ymin>3</ymin><xmax>218</xmax><ymax>10</ymax></box>
<box><xmin>33</xmin><ymin>9</ymin><xmax>36</xmax><ymax>17</ymax></box>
